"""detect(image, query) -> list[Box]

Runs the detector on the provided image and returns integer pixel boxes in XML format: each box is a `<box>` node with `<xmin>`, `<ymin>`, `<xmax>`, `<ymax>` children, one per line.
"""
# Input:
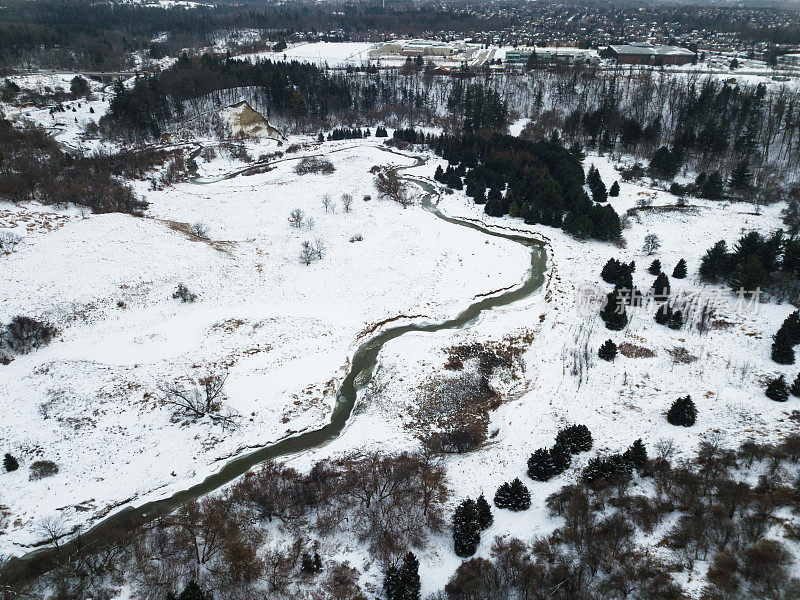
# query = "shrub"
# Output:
<box><xmin>294</xmin><ymin>156</ymin><xmax>335</xmax><ymax>175</ymax></box>
<box><xmin>494</xmin><ymin>478</ymin><xmax>530</xmax><ymax>511</ymax></box>
<box><xmin>667</xmin><ymin>395</ymin><xmax>697</xmax><ymax>426</ymax></box>
<box><xmin>3</xmin><ymin>453</ymin><xmax>19</xmax><ymax>472</ymax></box>
<box><xmin>549</xmin><ymin>443</ymin><xmax>572</xmax><ymax>474</ymax></box>
<box><xmin>172</xmin><ymin>283</ymin><xmax>198</xmax><ymax>303</ymax></box>
<box><xmin>766</xmin><ymin>375</ymin><xmax>789</xmax><ymax>402</ymax></box>
<box><xmin>598</xmin><ymin>339</ymin><xmax>617</xmax><ymax>361</ymax></box>
<box><xmin>29</xmin><ymin>460</ymin><xmax>59</xmax><ymax>480</ymax></box>
<box><xmin>0</xmin><ymin>316</ymin><xmax>58</xmax><ymax>359</ymax></box>
<box><xmin>555</xmin><ymin>424</ymin><xmax>593</xmax><ymax>454</ymax></box>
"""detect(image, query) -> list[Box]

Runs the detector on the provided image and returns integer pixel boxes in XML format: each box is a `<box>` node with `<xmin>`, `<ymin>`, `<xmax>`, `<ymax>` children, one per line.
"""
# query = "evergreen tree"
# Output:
<box><xmin>527</xmin><ymin>448</ymin><xmax>554</xmax><ymax>481</ymax></box>
<box><xmin>766</xmin><ymin>375</ymin><xmax>789</xmax><ymax>402</ymax></box>
<box><xmin>699</xmin><ymin>240</ymin><xmax>732</xmax><ymax>281</ymax></box>
<box><xmin>672</xmin><ymin>259</ymin><xmax>687</xmax><ymax>279</ymax></box>
<box><xmin>177</xmin><ymin>581</ymin><xmax>208</xmax><ymax>600</ymax></box>
<box><xmin>772</xmin><ymin>329</ymin><xmax>796</xmax><ymax>365</ymax></box>
<box><xmin>475</xmin><ymin>494</ymin><xmax>493</xmax><ymax>530</ymax></box>
<box><xmin>495</xmin><ymin>478</ymin><xmax>531</xmax><ymax>511</ymax></box>
<box><xmin>790</xmin><ymin>373</ymin><xmax>800</xmax><ymax>397</ymax></box>
<box><xmin>555</xmin><ymin>425</ymin><xmax>593</xmax><ymax>454</ymax></box>
<box><xmin>600</xmin><ymin>287</ymin><xmax>628</xmax><ymax>331</ymax></box>
<box><xmin>729</xmin><ymin>160</ymin><xmax>752</xmax><ymax>191</ymax></box>
<box><xmin>652</xmin><ymin>272</ymin><xmax>670</xmax><ymax>297</ymax></box>
<box><xmin>623</xmin><ymin>439</ymin><xmax>648</xmax><ymax>470</ymax></box>
<box><xmin>385</xmin><ymin>552</ymin><xmax>421</xmax><ymax>600</ymax></box>
<box><xmin>598</xmin><ymin>339</ymin><xmax>617</xmax><ymax>361</ymax></box>
<box><xmin>779</xmin><ymin>311</ymin><xmax>800</xmax><ymax>345</ymax></box>
<box><xmin>452</xmin><ymin>499</ymin><xmax>480</xmax><ymax>557</ymax></box>
<box><xmin>3</xmin><ymin>453</ymin><xmax>18</xmax><ymax>472</ymax></box>
<box><xmin>668</xmin><ymin>310</ymin><xmax>684</xmax><ymax>330</ymax></box>
<box><xmin>728</xmin><ymin>255</ymin><xmax>767</xmax><ymax>293</ymax></box>
<box><xmin>700</xmin><ymin>171</ymin><xmax>724</xmax><ymax>199</ymax></box>
<box><xmin>667</xmin><ymin>395</ymin><xmax>697</xmax><ymax>427</ymax></box>
<box><xmin>549</xmin><ymin>443</ymin><xmax>572</xmax><ymax>475</ymax></box>
<box><xmin>648</xmin><ymin>259</ymin><xmax>662</xmax><ymax>275</ymax></box>
<box><xmin>655</xmin><ymin>304</ymin><xmax>673</xmax><ymax>326</ymax></box>
<box><xmin>609</xmin><ymin>181</ymin><xmax>620</xmax><ymax>197</ymax></box>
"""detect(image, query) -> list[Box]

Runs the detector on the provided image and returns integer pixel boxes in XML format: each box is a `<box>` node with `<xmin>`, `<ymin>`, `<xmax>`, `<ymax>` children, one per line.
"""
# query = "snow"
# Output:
<box><xmin>241</xmin><ymin>42</ymin><xmax>377</xmax><ymax>68</ymax></box>
<box><xmin>0</xmin><ymin>139</ymin><xmax>529</xmax><ymax>555</ymax></box>
<box><xmin>281</xmin><ymin>149</ymin><xmax>800</xmax><ymax>595</ymax></box>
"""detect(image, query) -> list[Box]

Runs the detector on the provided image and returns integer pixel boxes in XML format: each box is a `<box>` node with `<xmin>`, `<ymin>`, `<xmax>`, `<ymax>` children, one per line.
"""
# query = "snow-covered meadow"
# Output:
<box><xmin>281</xmin><ymin>150</ymin><xmax>800</xmax><ymax>595</ymax></box>
<box><xmin>0</xmin><ymin>139</ymin><xmax>530</xmax><ymax>554</ymax></box>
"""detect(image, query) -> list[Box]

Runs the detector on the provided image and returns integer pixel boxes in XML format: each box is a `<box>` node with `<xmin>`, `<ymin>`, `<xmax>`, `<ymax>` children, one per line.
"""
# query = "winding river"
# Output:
<box><xmin>2</xmin><ymin>149</ymin><xmax>547</xmax><ymax>582</ymax></box>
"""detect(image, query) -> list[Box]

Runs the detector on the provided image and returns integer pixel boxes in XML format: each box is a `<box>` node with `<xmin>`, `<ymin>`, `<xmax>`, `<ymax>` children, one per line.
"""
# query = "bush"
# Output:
<box><xmin>598</xmin><ymin>339</ymin><xmax>617</xmax><ymax>361</ymax></box>
<box><xmin>29</xmin><ymin>460</ymin><xmax>59</xmax><ymax>480</ymax></box>
<box><xmin>494</xmin><ymin>478</ymin><xmax>530</xmax><ymax>511</ymax></box>
<box><xmin>3</xmin><ymin>453</ymin><xmax>19</xmax><ymax>472</ymax></box>
<box><xmin>172</xmin><ymin>283</ymin><xmax>198</xmax><ymax>303</ymax></box>
<box><xmin>0</xmin><ymin>316</ymin><xmax>58</xmax><ymax>360</ymax></box>
<box><xmin>766</xmin><ymin>375</ymin><xmax>789</xmax><ymax>402</ymax></box>
<box><xmin>294</xmin><ymin>156</ymin><xmax>335</xmax><ymax>175</ymax></box>
<box><xmin>667</xmin><ymin>395</ymin><xmax>697</xmax><ymax>426</ymax></box>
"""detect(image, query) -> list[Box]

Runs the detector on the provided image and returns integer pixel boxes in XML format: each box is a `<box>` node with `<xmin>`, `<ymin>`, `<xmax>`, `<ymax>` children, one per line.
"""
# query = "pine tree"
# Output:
<box><xmin>779</xmin><ymin>311</ymin><xmax>800</xmax><ymax>345</ymax></box>
<box><xmin>600</xmin><ymin>288</ymin><xmax>628</xmax><ymax>331</ymax></box>
<box><xmin>672</xmin><ymin>259</ymin><xmax>687</xmax><ymax>279</ymax></box>
<box><xmin>550</xmin><ymin>443</ymin><xmax>572</xmax><ymax>475</ymax></box>
<box><xmin>699</xmin><ymin>240</ymin><xmax>732</xmax><ymax>282</ymax></box>
<box><xmin>648</xmin><ymin>259</ymin><xmax>662</xmax><ymax>275</ymax></box>
<box><xmin>3</xmin><ymin>453</ymin><xmax>18</xmax><ymax>472</ymax></box>
<box><xmin>652</xmin><ymin>272</ymin><xmax>670</xmax><ymax>297</ymax></box>
<box><xmin>475</xmin><ymin>494</ymin><xmax>493</xmax><ymax>530</ymax></box>
<box><xmin>495</xmin><ymin>478</ymin><xmax>531</xmax><ymax>511</ymax></box>
<box><xmin>555</xmin><ymin>425</ymin><xmax>593</xmax><ymax>454</ymax></box>
<box><xmin>667</xmin><ymin>395</ymin><xmax>697</xmax><ymax>427</ymax></box>
<box><xmin>729</xmin><ymin>255</ymin><xmax>767</xmax><ymax>293</ymax></box>
<box><xmin>177</xmin><ymin>581</ymin><xmax>208</xmax><ymax>600</ymax></box>
<box><xmin>668</xmin><ymin>310</ymin><xmax>684</xmax><ymax>330</ymax></box>
<box><xmin>527</xmin><ymin>448</ymin><xmax>554</xmax><ymax>481</ymax></box>
<box><xmin>729</xmin><ymin>159</ymin><xmax>752</xmax><ymax>191</ymax></box>
<box><xmin>386</xmin><ymin>552</ymin><xmax>421</xmax><ymax>600</ymax></box>
<box><xmin>452</xmin><ymin>499</ymin><xmax>480</xmax><ymax>557</ymax></box>
<box><xmin>791</xmin><ymin>373</ymin><xmax>800</xmax><ymax>397</ymax></box>
<box><xmin>623</xmin><ymin>439</ymin><xmax>648</xmax><ymax>469</ymax></box>
<box><xmin>598</xmin><ymin>339</ymin><xmax>617</xmax><ymax>361</ymax></box>
<box><xmin>655</xmin><ymin>304</ymin><xmax>673</xmax><ymax>326</ymax></box>
<box><xmin>766</xmin><ymin>375</ymin><xmax>789</xmax><ymax>402</ymax></box>
<box><xmin>772</xmin><ymin>329</ymin><xmax>796</xmax><ymax>365</ymax></box>
<box><xmin>609</xmin><ymin>181</ymin><xmax>620</xmax><ymax>197</ymax></box>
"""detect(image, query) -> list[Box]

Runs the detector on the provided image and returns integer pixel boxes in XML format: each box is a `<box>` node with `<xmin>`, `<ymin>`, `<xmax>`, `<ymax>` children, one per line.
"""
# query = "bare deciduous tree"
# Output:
<box><xmin>642</xmin><ymin>233</ymin><xmax>661</xmax><ymax>255</ymax></box>
<box><xmin>374</xmin><ymin>170</ymin><xmax>411</xmax><ymax>208</ymax></box>
<box><xmin>159</xmin><ymin>373</ymin><xmax>235</xmax><ymax>427</ymax></box>
<box><xmin>300</xmin><ymin>240</ymin><xmax>316</xmax><ymax>265</ymax></box>
<box><xmin>322</xmin><ymin>194</ymin><xmax>336</xmax><ymax>213</ymax></box>
<box><xmin>289</xmin><ymin>208</ymin><xmax>305</xmax><ymax>228</ymax></box>
<box><xmin>341</xmin><ymin>193</ymin><xmax>353</xmax><ymax>213</ymax></box>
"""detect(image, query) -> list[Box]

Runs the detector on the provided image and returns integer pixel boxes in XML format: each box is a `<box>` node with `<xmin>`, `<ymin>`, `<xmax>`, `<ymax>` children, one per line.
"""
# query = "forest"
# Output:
<box><xmin>431</xmin><ymin>131</ymin><xmax>622</xmax><ymax>241</ymax></box>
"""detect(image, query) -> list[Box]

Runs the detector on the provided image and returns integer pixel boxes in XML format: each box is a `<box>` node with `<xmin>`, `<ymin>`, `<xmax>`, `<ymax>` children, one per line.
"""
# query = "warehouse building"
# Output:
<box><xmin>607</xmin><ymin>44</ymin><xmax>696</xmax><ymax>66</ymax></box>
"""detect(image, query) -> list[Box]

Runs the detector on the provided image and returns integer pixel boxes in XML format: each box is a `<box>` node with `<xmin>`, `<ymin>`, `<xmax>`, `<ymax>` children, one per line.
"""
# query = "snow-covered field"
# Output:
<box><xmin>282</xmin><ymin>150</ymin><xmax>800</xmax><ymax>595</ymax></box>
<box><xmin>0</xmin><ymin>140</ymin><xmax>530</xmax><ymax>554</ymax></box>
<box><xmin>241</xmin><ymin>42</ymin><xmax>376</xmax><ymax>68</ymax></box>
